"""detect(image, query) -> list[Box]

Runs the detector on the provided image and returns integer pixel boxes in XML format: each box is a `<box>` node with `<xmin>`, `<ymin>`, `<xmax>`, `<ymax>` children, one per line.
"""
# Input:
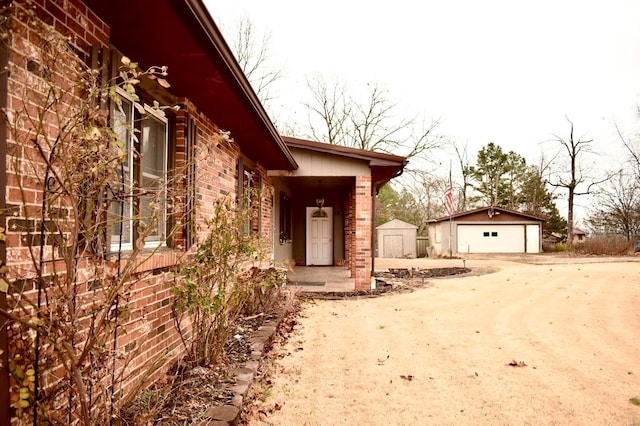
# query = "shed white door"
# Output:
<box><xmin>306</xmin><ymin>207</ymin><xmax>333</xmax><ymax>265</ymax></box>
<box><xmin>525</xmin><ymin>224</ymin><xmax>540</xmax><ymax>253</ymax></box>
<box><xmin>457</xmin><ymin>225</ymin><xmax>524</xmax><ymax>253</ymax></box>
<box><xmin>383</xmin><ymin>235</ymin><xmax>403</xmax><ymax>258</ymax></box>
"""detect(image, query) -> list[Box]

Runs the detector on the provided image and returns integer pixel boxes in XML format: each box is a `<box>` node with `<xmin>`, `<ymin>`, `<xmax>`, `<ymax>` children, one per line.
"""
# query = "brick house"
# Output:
<box><xmin>0</xmin><ymin>0</ymin><xmax>406</xmax><ymax>420</ymax></box>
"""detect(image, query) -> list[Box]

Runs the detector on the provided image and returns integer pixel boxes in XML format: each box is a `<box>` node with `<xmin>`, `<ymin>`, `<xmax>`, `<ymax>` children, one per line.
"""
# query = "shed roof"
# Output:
<box><xmin>376</xmin><ymin>219</ymin><xmax>418</xmax><ymax>230</ymax></box>
<box><xmin>84</xmin><ymin>0</ymin><xmax>297</xmax><ymax>170</ymax></box>
<box><xmin>572</xmin><ymin>227</ymin><xmax>587</xmax><ymax>235</ymax></box>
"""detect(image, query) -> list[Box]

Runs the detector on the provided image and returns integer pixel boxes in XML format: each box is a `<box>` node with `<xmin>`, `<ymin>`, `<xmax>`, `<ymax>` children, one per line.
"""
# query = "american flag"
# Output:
<box><xmin>445</xmin><ymin>183</ymin><xmax>455</xmax><ymax>216</ymax></box>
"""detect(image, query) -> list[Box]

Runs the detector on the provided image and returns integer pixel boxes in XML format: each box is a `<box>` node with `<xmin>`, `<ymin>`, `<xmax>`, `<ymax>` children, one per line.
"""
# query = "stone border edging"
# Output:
<box><xmin>199</xmin><ymin>318</ymin><xmax>281</xmax><ymax>426</ymax></box>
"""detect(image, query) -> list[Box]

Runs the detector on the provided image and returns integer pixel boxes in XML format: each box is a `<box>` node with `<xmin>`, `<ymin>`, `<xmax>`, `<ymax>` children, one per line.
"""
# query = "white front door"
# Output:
<box><xmin>306</xmin><ymin>207</ymin><xmax>333</xmax><ymax>265</ymax></box>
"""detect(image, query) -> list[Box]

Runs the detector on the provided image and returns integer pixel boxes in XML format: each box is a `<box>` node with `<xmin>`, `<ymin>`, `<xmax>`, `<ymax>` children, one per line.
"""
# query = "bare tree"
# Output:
<box><xmin>349</xmin><ymin>82</ymin><xmax>413</xmax><ymax>152</ymax></box>
<box><xmin>521</xmin><ymin>153</ymin><xmax>554</xmax><ymax>216</ymax></box>
<box><xmin>226</xmin><ymin>15</ymin><xmax>283</xmax><ymax>105</ymax></box>
<box><xmin>304</xmin><ymin>74</ymin><xmax>351</xmax><ymax>145</ymax></box>
<box><xmin>548</xmin><ymin>117</ymin><xmax>610</xmax><ymax>245</ymax></box>
<box><xmin>305</xmin><ymin>75</ymin><xmax>441</xmax><ymax>161</ymax></box>
<box><xmin>450</xmin><ymin>139</ymin><xmax>472</xmax><ymax>211</ymax></box>
<box><xmin>276</xmin><ymin>119</ymin><xmax>304</xmax><ymax>139</ymax></box>
<box><xmin>412</xmin><ymin>171</ymin><xmax>449</xmax><ymax>222</ymax></box>
<box><xmin>378</xmin><ymin>172</ymin><xmax>448</xmax><ymax>233</ymax></box>
<box><xmin>585</xmin><ymin>170</ymin><xmax>640</xmax><ymax>240</ymax></box>
<box><xmin>615</xmin><ymin>121</ymin><xmax>640</xmax><ymax>181</ymax></box>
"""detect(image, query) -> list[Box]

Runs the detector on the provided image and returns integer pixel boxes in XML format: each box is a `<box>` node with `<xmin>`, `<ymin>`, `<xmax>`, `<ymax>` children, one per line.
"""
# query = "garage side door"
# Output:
<box><xmin>526</xmin><ymin>224</ymin><xmax>540</xmax><ymax>253</ymax></box>
<box><xmin>457</xmin><ymin>225</ymin><xmax>525</xmax><ymax>253</ymax></box>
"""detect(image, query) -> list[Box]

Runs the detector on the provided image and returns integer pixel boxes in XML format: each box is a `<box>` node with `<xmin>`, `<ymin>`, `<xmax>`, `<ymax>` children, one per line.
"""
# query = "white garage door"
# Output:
<box><xmin>457</xmin><ymin>225</ymin><xmax>525</xmax><ymax>253</ymax></box>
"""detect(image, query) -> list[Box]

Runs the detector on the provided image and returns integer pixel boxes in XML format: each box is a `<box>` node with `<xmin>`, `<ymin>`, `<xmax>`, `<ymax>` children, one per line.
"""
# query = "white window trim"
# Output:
<box><xmin>110</xmin><ymin>89</ymin><xmax>135</xmax><ymax>252</ymax></box>
<box><xmin>140</xmin><ymin>104</ymin><xmax>168</xmax><ymax>249</ymax></box>
<box><xmin>110</xmin><ymin>89</ymin><xmax>169</xmax><ymax>252</ymax></box>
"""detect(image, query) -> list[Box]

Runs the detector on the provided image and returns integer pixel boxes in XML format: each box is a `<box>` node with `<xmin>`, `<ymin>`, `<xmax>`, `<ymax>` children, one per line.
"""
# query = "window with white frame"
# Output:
<box><xmin>242</xmin><ymin>167</ymin><xmax>254</xmax><ymax>234</ymax></box>
<box><xmin>111</xmin><ymin>95</ymin><xmax>134</xmax><ymax>251</ymax></box>
<box><xmin>238</xmin><ymin>159</ymin><xmax>261</xmax><ymax>235</ymax></box>
<box><xmin>140</xmin><ymin>105</ymin><xmax>168</xmax><ymax>246</ymax></box>
<box><xmin>111</xmin><ymin>92</ymin><xmax>169</xmax><ymax>251</ymax></box>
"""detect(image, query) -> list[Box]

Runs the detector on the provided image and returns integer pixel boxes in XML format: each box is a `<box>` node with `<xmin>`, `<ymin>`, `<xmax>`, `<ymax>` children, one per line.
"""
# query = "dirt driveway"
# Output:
<box><xmin>248</xmin><ymin>256</ymin><xmax>640</xmax><ymax>425</ymax></box>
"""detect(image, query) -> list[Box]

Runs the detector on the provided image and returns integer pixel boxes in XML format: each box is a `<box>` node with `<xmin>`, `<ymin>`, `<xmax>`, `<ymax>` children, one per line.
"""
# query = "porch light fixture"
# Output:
<box><xmin>315</xmin><ymin>194</ymin><xmax>325</xmax><ymax>210</ymax></box>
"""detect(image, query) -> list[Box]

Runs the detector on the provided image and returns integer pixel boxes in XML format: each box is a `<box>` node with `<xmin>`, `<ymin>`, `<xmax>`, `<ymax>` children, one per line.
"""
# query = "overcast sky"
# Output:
<box><xmin>207</xmin><ymin>1</ymin><xmax>640</xmax><ymax>219</ymax></box>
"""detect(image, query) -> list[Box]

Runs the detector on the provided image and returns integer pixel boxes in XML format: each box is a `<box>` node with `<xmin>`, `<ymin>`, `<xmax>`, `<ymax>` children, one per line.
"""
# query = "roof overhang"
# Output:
<box><xmin>283</xmin><ymin>137</ymin><xmax>408</xmax><ymax>192</ymax></box>
<box><xmin>430</xmin><ymin>206</ymin><xmax>547</xmax><ymax>223</ymax></box>
<box><xmin>84</xmin><ymin>0</ymin><xmax>297</xmax><ymax>170</ymax></box>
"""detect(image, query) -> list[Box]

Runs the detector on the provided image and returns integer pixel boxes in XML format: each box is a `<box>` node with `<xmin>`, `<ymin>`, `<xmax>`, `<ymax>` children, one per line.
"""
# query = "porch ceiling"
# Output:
<box><xmin>283</xmin><ymin>137</ymin><xmax>407</xmax><ymax>192</ymax></box>
<box><xmin>281</xmin><ymin>176</ymin><xmax>354</xmax><ymax>193</ymax></box>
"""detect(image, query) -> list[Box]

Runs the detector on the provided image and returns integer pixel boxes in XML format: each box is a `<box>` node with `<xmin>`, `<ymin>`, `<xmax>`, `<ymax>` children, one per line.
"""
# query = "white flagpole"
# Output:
<box><xmin>448</xmin><ymin>163</ymin><xmax>453</xmax><ymax>258</ymax></box>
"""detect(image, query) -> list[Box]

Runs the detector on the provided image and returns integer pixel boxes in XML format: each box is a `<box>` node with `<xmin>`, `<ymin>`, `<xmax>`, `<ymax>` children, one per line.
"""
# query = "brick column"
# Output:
<box><xmin>353</xmin><ymin>176</ymin><xmax>372</xmax><ymax>290</ymax></box>
<box><xmin>345</xmin><ymin>187</ymin><xmax>354</xmax><ymax>274</ymax></box>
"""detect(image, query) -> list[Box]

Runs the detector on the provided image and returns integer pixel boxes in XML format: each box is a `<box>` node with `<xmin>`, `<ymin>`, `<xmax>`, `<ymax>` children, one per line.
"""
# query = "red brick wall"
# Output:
<box><xmin>343</xmin><ymin>177</ymin><xmax>373</xmax><ymax>291</ymax></box>
<box><xmin>353</xmin><ymin>176</ymin><xmax>373</xmax><ymax>290</ymax></box>
<box><xmin>255</xmin><ymin>163</ymin><xmax>274</xmax><ymax>243</ymax></box>
<box><xmin>6</xmin><ymin>0</ymin><xmax>110</xmax><ymax>273</ymax></box>
<box><xmin>3</xmin><ymin>0</ymin><xmax>276</xmax><ymax>420</ymax></box>
<box><xmin>345</xmin><ymin>185</ymin><xmax>355</xmax><ymax>276</ymax></box>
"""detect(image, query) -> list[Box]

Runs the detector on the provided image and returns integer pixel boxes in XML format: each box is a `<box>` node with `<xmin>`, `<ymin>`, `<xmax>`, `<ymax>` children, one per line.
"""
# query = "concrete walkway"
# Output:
<box><xmin>286</xmin><ymin>266</ymin><xmax>355</xmax><ymax>292</ymax></box>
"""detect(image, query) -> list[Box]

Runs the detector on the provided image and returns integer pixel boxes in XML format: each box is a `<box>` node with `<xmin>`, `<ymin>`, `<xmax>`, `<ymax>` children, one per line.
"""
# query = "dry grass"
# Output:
<box><xmin>543</xmin><ymin>242</ymin><xmax>570</xmax><ymax>253</ymax></box>
<box><xmin>573</xmin><ymin>235</ymin><xmax>635</xmax><ymax>255</ymax></box>
<box><xmin>544</xmin><ymin>235</ymin><xmax>636</xmax><ymax>255</ymax></box>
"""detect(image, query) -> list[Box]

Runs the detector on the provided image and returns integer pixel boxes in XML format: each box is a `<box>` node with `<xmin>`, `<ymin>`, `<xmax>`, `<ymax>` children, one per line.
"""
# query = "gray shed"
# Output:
<box><xmin>376</xmin><ymin>219</ymin><xmax>418</xmax><ymax>258</ymax></box>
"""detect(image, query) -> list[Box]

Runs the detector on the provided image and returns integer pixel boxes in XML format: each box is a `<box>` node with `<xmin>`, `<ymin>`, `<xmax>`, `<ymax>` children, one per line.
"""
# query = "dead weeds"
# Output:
<box><xmin>117</xmin><ymin>298</ymin><xmax>302</xmax><ymax>425</ymax></box>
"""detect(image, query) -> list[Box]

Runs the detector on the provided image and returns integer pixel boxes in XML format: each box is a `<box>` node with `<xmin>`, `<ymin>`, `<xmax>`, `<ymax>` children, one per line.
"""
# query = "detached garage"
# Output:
<box><xmin>427</xmin><ymin>207</ymin><xmax>545</xmax><ymax>257</ymax></box>
<box><xmin>376</xmin><ymin>219</ymin><xmax>418</xmax><ymax>258</ymax></box>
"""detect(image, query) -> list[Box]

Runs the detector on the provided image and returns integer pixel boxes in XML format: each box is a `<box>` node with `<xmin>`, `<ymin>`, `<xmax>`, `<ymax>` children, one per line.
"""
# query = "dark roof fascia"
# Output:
<box><xmin>183</xmin><ymin>0</ymin><xmax>297</xmax><ymax>169</ymax></box>
<box><xmin>430</xmin><ymin>206</ymin><xmax>547</xmax><ymax>223</ymax></box>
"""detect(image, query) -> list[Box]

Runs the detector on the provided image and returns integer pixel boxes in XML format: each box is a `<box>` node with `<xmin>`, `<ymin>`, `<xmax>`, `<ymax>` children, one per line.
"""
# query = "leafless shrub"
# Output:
<box><xmin>573</xmin><ymin>235</ymin><xmax>633</xmax><ymax>255</ymax></box>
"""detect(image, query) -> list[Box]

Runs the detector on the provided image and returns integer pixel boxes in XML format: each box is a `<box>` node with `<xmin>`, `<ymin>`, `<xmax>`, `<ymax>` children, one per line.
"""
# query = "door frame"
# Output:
<box><xmin>305</xmin><ymin>206</ymin><xmax>333</xmax><ymax>265</ymax></box>
<box><xmin>525</xmin><ymin>224</ymin><xmax>540</xmax><ymax>253</ymax></box>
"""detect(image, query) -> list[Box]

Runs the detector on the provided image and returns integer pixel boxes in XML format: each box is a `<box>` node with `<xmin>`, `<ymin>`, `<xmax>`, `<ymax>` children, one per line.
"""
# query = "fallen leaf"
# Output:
<box><xmin>377</xmin><ymin>354</ymin><xmax>390</xmax><ymax>365</ymax></box>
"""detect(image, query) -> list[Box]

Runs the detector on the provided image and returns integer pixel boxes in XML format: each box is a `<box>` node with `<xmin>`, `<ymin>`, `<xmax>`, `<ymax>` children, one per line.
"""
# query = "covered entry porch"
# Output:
<box><xmin>270</xmin><ymin>172</ymin><xmax>369</xmax><ymax>289</ymax></box>
<box><xmin>269</xmin><ymin>137</ymin><xmax>407</xmax><ymax>291</ymax></box>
